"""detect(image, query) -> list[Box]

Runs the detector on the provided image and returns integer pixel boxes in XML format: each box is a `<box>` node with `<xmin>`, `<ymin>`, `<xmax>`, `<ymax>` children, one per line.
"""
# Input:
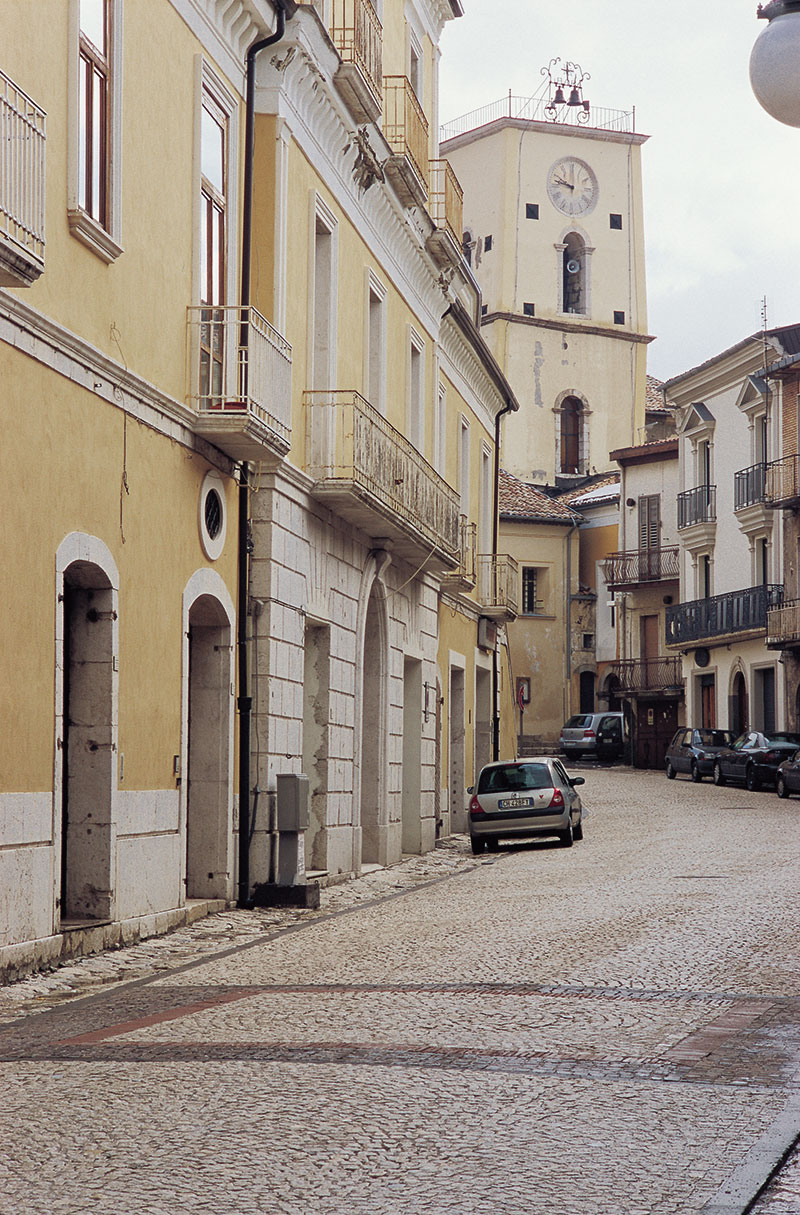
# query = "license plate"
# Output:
<box><xmin>497</xmin><ymin>796</ymin><xmax>534</xmax><ymax>809</ymax></box>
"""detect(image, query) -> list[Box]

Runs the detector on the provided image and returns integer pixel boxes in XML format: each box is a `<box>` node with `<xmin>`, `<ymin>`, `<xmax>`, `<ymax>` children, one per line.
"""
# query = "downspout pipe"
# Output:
<box><xmin>492</xmin><ymin>398</ymin><xmax>515</xmax><ymax>761</ymax></box>
<box><xmin>237</xmin><ymin>0</ymin><xmax>288</xmax><ymax>909</ymax></box>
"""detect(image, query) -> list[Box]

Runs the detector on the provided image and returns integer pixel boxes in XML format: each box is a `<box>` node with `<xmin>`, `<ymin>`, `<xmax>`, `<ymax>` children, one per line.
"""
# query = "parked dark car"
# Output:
<box><xmin>665</xmin><ymin>727</ymin><xmax>734</xmax><ymax>782</ymax></box>
<box><xmin>712</xmin><ymin>731</ymin><xmax>800</xmax><ymax>790</ymax></box>
<box><xmin>467</xmin><ymin>757</ymin><xmax>584</xmax><ymax>853</ymax></box>
<box><xmin>775</xmin><ymin>751</ymin><xmax>800</xmax><ymax>799</ymax></box>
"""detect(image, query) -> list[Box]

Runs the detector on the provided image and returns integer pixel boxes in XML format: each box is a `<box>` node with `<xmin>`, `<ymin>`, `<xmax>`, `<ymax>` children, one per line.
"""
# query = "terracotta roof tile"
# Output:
<box><xmin>558</xmin><ymin>473</ymin><xmax>620</xmax><ymax>508</ymax></box>
<box><xmin>499</xmin><ymin>470</ymin><xmax>581</xmax><ymax>523</ymax></box>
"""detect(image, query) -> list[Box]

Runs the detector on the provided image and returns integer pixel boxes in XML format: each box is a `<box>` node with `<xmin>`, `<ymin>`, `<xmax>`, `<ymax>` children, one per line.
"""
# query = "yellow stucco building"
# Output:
<box><xmin>1</xmin><ymin>0</ymin><xmax>519</xmax><ymax>977</ymax></box>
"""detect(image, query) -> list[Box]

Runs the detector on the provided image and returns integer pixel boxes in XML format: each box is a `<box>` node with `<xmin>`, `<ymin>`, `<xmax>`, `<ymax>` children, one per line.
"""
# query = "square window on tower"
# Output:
<box><xmin>526</xmin><ymin>203</ymin><xmax>539</xmax><ymax>220</ymax></box>
<box><xmin>610</xmin><ymin>213</ymin><xmax>623</xmax><ymax>230</ymax></box>
<box><xmin>614</xmin><ymin>311</ymin><xmax>626</xmax><ymax>325</ymax></box>
<box><xmin>484</xmin><ymin>234</ymin><xmax>493</xmax><ymax>251</ymax></box>
<box><xmin>523</xmin><ymin>302</ymin><xmax>535</xmax><ymax>317</ymax></box>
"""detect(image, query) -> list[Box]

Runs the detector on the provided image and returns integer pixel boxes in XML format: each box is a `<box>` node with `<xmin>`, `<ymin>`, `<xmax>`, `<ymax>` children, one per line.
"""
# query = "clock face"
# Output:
<box><xmin>546</xmin><ymin>157</ymin><xmax>598</xmax><ymax>217</ymax></box>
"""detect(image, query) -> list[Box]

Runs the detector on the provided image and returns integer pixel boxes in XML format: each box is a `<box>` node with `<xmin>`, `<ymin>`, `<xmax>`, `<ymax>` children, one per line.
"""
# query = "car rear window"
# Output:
<box><xmin>564</xmin><ymin>715</ymin><xmax>590</xmax><ymax>729</ymax></box>
<box><xmin>698</xmin><ymin>730</ymin><xmax>731</xmax><ymax>747</ymax></box>
<box><xmin>767</xmin><ymin>733</ymin><xmax>800</xmax><ymax>746</ymax></box>
<box><xmin>478</xmin><ymin>764</ymin><xmax>551</xmax><ymax>793</ymax></box>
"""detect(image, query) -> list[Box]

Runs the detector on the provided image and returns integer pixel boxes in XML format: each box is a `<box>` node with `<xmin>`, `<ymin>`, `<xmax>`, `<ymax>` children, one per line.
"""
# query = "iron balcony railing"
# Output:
<box><xmin>477</xmin><ymin>554</ymin><xmax>519</xmax><ymax>618</ymax></box>
<box><xmin>383</xmin><ymin>76</ymin><xmax>429</xmax><ymax>192</ymax></box>
<box><xmin>677</xmin><ymin>484</ymin><xmax>716</xmax><ymax>529</ymax></box>
<box><xmin>304</xmin><ymin>389</ymin><xmax>460</xmax><ymax>559</ymax></box>
<box><xmin>330</xmin><ymin>0</ymin><xmax>383</xmax><ymax>119</ymax></box>
<box><xmin>441</xmin><ymin>516</ymin><xmax>477</xmax><ymax>589</ymax></box>
<box><xmin>766</xmin><ymin>598</ymin><xmax>800</xmax><ymax>648</ymax></box>
<box><xmin>428</xmin><ymin>159</ymin><xmax>463</xmax><ymax>247</ymax></box>
<box><xmin>187</xmin><ymin>305</ymin><xmax>292</xmax><ymax>450</ymax></box>
<box><xmin>0</xmin><ymin>67</ymin><xmax>46</xmax><ymax>286</ymax></box>
<box><xmin>609</xmin><ymin>657</ymin><xmax>683</xmax><ymax>695</ymax></box>
<box><xmin>602</xmin><ymin>546</ymin><xmax>679</xmax><ymax>589</ymax></box>
<box><xmin>666</xmin><ymin>584</ymin><xmax>783</xmax><ymax>646</ymax></box>
<box><xmin>734</xmin><ymin>462</ymin><xmax>767</xmax><ymax>511</ymax></box>
<box><xmin>766</xmin><ymin>454</ymin><xmax>800</xmax><ymax>507</ymax></box>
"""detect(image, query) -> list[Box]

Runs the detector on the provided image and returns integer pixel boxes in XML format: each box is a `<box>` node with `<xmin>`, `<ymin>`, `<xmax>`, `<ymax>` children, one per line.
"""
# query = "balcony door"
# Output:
<box><xmin>638</xmin><ymin>496</ymin><xmax>660</xmax><ymax>580</ymax></box>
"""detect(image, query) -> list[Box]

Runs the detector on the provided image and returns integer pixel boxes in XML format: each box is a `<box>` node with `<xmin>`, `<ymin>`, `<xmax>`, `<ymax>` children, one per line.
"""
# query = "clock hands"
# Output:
<box><xmin>553</xmin><ymin>176</ymin><xmax>574</xmax><ymax>191</ymax></box>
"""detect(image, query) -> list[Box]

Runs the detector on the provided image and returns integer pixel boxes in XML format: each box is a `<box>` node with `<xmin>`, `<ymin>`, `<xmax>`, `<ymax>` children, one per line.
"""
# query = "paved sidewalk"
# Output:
<box><xmin>2</xmin><ymin>768</ymin><xmax>800</xmax><ymax>1214</ymax></box>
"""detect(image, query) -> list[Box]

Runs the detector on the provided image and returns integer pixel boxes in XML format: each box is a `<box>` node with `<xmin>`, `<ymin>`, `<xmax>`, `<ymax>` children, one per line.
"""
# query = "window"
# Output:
<box><xmin>484</xmin><ymin>234</ymin><xmax>493</xmax><ymax>251</ymax></box>
<box><xmin>199</xmin><ymin>92</ymin><xmax>227</xmax><ymax>401</ymax></box>
<box><xmin>610</xmin><ymin>213</ymin><xmax>623</xmax><ymax>229</ymax></box>
<box><xmin>614</xmin><ymin>311</ymin><xmax>626</xmax><ymax>326</ymax></box>
<box><xmin>435</xmin><ymin>382</ymin><xmax>447</xmax><ymax>475</ymax></box>
<box><xmin>68</xmin><ymin>0</ymin><xmax>123</xmax><ymax>259</ymax></box>
<box><xmin>481</xmin><ymin>303</ymin><xmax>488</xmax><ymax>316</ymax></box>
<box><xmin>638</xmin><ymin>495</ymin><xmax>660</xmax><ymax>550</ymax></box>
<box><xmin>78</xmin><ymin>0</ymin><xmax>109</xmax><ymax>226</ymax></box>
<box><xmin>311</xmin><ymin>198</ymin><xmax>338</xmax><ymax>391</ymax></box>
<box><xmin>407</xmin><ymin>328</ymin><xmax>424</xmax><ymax>450</ymax></box>
<box><xmin>560</xmin><ymin>397</ymin><xmax>583</xmax><ymax>474</ymax></box>
<box><xmin>365</xmin><ymin>273</ymin><xmax>386</xmax><ymax>413</ymax></box>
<box><xmin>480</xmin><ymin>445</ymin><xmax>492</xmax><ymax>555</ymax></box>
<box><xmin>521</xmin><ymin>567</ymin><xmax>542</xmax><ymax>614</ymax></box>
<box><xmin>459</xmin><ymin>417</ymin><xmax>470</xmax><ymax>516</ymax></box>
<box><xmin>526</xmin><ymin>203</ymin><xmax>539</xmax><ymax>220</ymax></box>
<box><xmin>582</xmin><ymin>633</ymin><xmax>594</xmax><ymax>649</ymax></box>
<box><xmin>757</xmin><ymin>537</ymin><xmax>769</xmax><ymax>585</ymax></box>
<box><xmin>699</xmin><ymin>554</ymin><xmax>712</xmax><ymax>599</ymax></box>
<box><xmin>409</xmin><ymin>32</ymin><xmax>422</xmax><ymax>99</ymax></box>
<box><xmin>523</xmin><ymin>302</ymin><xmax>535</xmax><ymax>317</ymax></box>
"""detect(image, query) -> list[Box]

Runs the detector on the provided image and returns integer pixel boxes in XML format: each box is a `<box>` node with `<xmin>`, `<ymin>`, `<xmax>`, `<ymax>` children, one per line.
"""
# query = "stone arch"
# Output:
<box><xmin>181</xmin><ymin>569</ymin><xmax>236</xmax><ymax>902</ymax></box>
<box><xmin>554</xmin><ymin>389</ymin><xmax>591</xmax><ymax>476</ymax></box>
<box><xmin>354</xmin><ymin>551</ymin><xmax>391</xmax><ymax>869</ymax></box>
<box><xmin>55</xmin><ymin>533</ymin><xmax>120</xmax><ymax>924</ymax></box>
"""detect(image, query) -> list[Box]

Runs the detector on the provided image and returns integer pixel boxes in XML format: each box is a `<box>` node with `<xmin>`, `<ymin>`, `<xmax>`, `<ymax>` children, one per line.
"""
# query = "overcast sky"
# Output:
<box><xmin>439</xmin><ymin>0</ymin><xmax>800</xmax><ymax>384</ymax></box>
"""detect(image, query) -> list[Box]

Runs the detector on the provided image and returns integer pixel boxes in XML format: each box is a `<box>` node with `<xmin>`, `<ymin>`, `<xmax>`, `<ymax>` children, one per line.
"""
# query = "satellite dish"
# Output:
<box><xmin>566</xmin><ymin>259</ymin><xmax>580</xmax><ymax>275</ymax></box>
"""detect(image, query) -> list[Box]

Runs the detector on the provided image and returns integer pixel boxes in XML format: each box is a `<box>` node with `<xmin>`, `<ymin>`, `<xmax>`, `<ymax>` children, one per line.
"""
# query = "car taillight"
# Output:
<box><xmin>548</xmin><ymin>788</ymin><xmax>565</xmax><ymax>808</ymax></box>
<box><xmin>469</xmin><ymin>795</ymin><xmax>484</xmax><ymax>815</ymax></box>
<box><xmin>583</xmin><ymin>730</ymin><xmax>596</xmax><ymax>739</ymax></box>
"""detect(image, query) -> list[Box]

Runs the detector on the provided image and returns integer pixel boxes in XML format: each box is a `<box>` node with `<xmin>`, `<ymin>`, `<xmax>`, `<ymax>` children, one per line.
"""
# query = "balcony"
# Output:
<box><xmin>383</xmin><ymin>76</ymin><xmax>429</xmax><ymax>207</ymax></box>
<box><xmin>304</xmin><ymin>389</ymin><xmax>460</xmax><ymax>567</ymax></box>
<box><xmin>766</xmin><ymin>599</ymin><xmax>800</xmax><ymax>649</ymax></box>
<box><xmin>0</xmin><ymin>68</ymin><xmax>46</xmax><ymax>287</ymax></box>
<box><xmin>666</xmin><ymin>584</ymin><xmax>783</xmax><ymax>647</ymax></box>
<box><xmin>609</xmin><ymin>657</ymin><xmax>683</xmax><ymax>697</ymax></box>
<box><xmin>766</xmin><ymin>454</ymin><xmax>800</xmax><ymax>508</ymax></box>
<box><xmin>331</xmin><ymin>0</ymin><xmax>383</xmax><ymax>124</ymax></box>
<box><xmin>440</xmin><ymin>516</ymin><xmax>476</xmax><ymax>591</ymax></box>
<box><xmin>187</xmin><ymin>306</ymin><xmax>292</xmax><ymax>462</ymax></box>
<box><xmin>426</xmin><ymin>160</ymin><xmax>463</xmax><ymax>269</ymax></box>
<box><xmin>677</xmin><ymin>484</ymin><xmax>716</xmax><ymax>530</ymax></box>
<box><xmin>734</xmin><ymin>462</ymin><xmax>766</xmax><ymax>510</ymax></box>
<box><xmin>477</xmin><ymin>554</ymin><xmax>519</xmax><ymax>621</ymax></box>
<box><xmin>602</xmin><ymin>546</ymin><xmax>679</xmax><ymax>590</ymax></box>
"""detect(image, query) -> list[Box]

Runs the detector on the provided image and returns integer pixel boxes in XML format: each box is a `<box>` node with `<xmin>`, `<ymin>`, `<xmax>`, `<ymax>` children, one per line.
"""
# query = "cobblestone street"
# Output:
<box><xmin>3</xmin><ymin>765</ymin><xmax>800</xmax><ymax>1214</ymax></box>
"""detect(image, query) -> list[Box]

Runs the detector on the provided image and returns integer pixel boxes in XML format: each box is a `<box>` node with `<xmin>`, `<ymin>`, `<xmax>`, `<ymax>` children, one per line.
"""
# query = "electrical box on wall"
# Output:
<box><xmin>276</xmin><ymin>773</ymin><xmax>309</xmax><ymax>832</ymax></box>
<box><xmin>478</xmin><ymin>616</ymin><xmax>497</xmax><ymax>651</ymax></box>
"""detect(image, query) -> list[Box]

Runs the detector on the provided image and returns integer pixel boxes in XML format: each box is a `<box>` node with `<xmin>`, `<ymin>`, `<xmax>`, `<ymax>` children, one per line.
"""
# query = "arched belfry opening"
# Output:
<box><xmin>562</xmin><ymin>232</ymin><xmax>586</xmax><ymax>314</ymax></box>
<box><xmin>560</xmin><ymin>396</ymin><xmax>585</xmax><ymax>474</ymax></box>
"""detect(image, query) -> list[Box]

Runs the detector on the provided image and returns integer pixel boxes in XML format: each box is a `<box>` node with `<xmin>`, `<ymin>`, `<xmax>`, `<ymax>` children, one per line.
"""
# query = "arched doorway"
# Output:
<box><xmin>360</xmin><ymin>582</ymin><xmax>386</xmax><ymax>866</ymax></box>
<box><xmin>185</xmin><ymin>593</ymin><xmax>233</xmax><ymax>900</ymax></box>
<box><xmin>731</xmin><ymin>671</ymin><xmax>748</xmax><ymax>737</ymax></box>
<box><xmin>59</xmin><ymin>561</ymin><xmax>115</xmax><ymax>923</ymax></box>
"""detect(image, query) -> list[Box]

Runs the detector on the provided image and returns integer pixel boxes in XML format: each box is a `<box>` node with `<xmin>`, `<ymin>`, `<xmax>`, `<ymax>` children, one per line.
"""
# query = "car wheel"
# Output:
<box><xmin>666</xmin><ymin>760</ymin><xmax>676</xmax><ymax>780</ymax></box>
<box><xmin>713</xmin><ymin>761</ymin><xmax>726</xmax><ymax>786</ymax></box>
<box><xmin>691</xmin><ymin>761</ymin><xmax>702</xmax><ymax>784</ymax></box>
<box><xmin>745</xmin><ymin>764</ymin><xmax>760</xmax><ymax>792</ymax></box>
<box><xmin>559</xmin><ymin>820</ymin><xmax>574</xmax><ymax>848</ymax></box>
<box><xmin>777</xmin><ymin>774</ymin><xmax>790</xmax><ymax>800</ymax></box>
<box><xmin>486</xmin><ymin>837</ymin><xmax>501</xmax><ymax>852</ymax></box>
<box><xmin>573</xmin><ymin>817</ymin><xmax>584</xmax><ymax>841</ymax></box>
<box><xmin>470</xmin><ymin>836</ymin><xmax>486</xmax><ymax>855</ymax></box>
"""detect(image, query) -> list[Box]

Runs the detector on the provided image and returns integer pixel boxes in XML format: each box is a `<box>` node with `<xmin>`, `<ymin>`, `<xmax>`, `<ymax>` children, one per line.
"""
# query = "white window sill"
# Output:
<box><xmin>67</xmin><ymin>209</ymin><xmax>123</xmax><ymax>264</ymax></box>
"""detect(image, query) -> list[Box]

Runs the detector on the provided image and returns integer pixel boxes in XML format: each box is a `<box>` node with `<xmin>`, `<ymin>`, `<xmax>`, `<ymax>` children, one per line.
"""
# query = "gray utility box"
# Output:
<box><xmin>276</xmin><ymin>773</ymin><xmax>309</xmax><ymax>832</ymax></box>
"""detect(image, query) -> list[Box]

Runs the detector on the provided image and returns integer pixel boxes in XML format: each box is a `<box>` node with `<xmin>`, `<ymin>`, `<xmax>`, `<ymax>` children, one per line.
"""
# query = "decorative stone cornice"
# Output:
<box><xmin>170</xmin><ymin>0</ymin><xmax>280</xmax><ymax>89</ymax></box>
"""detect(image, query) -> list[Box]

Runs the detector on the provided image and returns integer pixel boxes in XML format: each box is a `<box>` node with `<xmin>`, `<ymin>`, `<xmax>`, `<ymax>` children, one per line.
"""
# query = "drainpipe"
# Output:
<box><xmin>237</xmin><ymin>0</ymin><xmax>288</xmax><ymax>909</ymax></box>
<box><xmin>492</xmin><ymin>398</ymin><xmax>515</xmax><ymax>761</ymax></box>
<box><xmin>564</xmin><ymin>517</ymin><xmax>580</xmax><ymax>720</ymax></box>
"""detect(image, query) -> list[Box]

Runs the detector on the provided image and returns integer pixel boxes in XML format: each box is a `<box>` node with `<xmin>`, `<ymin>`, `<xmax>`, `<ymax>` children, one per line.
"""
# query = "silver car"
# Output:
<box><xmin>468</xmin><ymin>757</ymin><xmax>585</xmax><ymax>854</ymax></box>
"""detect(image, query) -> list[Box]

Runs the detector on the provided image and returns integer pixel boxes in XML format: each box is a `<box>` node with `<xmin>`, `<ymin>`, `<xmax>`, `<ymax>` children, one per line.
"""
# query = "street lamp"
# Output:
<box><xmin>750</xmin><ymin>1</ymin><xmax>800</xmax><ymax>126</ymax></box>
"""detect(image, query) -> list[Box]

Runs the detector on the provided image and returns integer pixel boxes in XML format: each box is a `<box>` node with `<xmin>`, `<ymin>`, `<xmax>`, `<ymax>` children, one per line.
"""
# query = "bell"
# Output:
<box><xmin>567</xmin><ymin>87</ymin><xmax>582</xmax><ymax>106</ymax></box>
<box><xmin>553</xmin><ymin>86</ymin><xmax>566</xmax><ymax>105</ymax></box>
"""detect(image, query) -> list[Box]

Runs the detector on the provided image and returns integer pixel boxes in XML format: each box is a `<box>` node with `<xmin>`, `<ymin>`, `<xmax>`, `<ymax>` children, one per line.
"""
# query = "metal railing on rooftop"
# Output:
<box><xmin>441</xmin><ymin>93</ymin><xmax>635</xmax><ymax>142</ymax></box>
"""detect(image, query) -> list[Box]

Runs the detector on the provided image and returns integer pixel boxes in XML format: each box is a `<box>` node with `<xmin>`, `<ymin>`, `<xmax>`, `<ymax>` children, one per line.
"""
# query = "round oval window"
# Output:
<box><xmin>198</xmin><ymin>470</ymin><xmax>227</xmax><ymax>561</ymax></box>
